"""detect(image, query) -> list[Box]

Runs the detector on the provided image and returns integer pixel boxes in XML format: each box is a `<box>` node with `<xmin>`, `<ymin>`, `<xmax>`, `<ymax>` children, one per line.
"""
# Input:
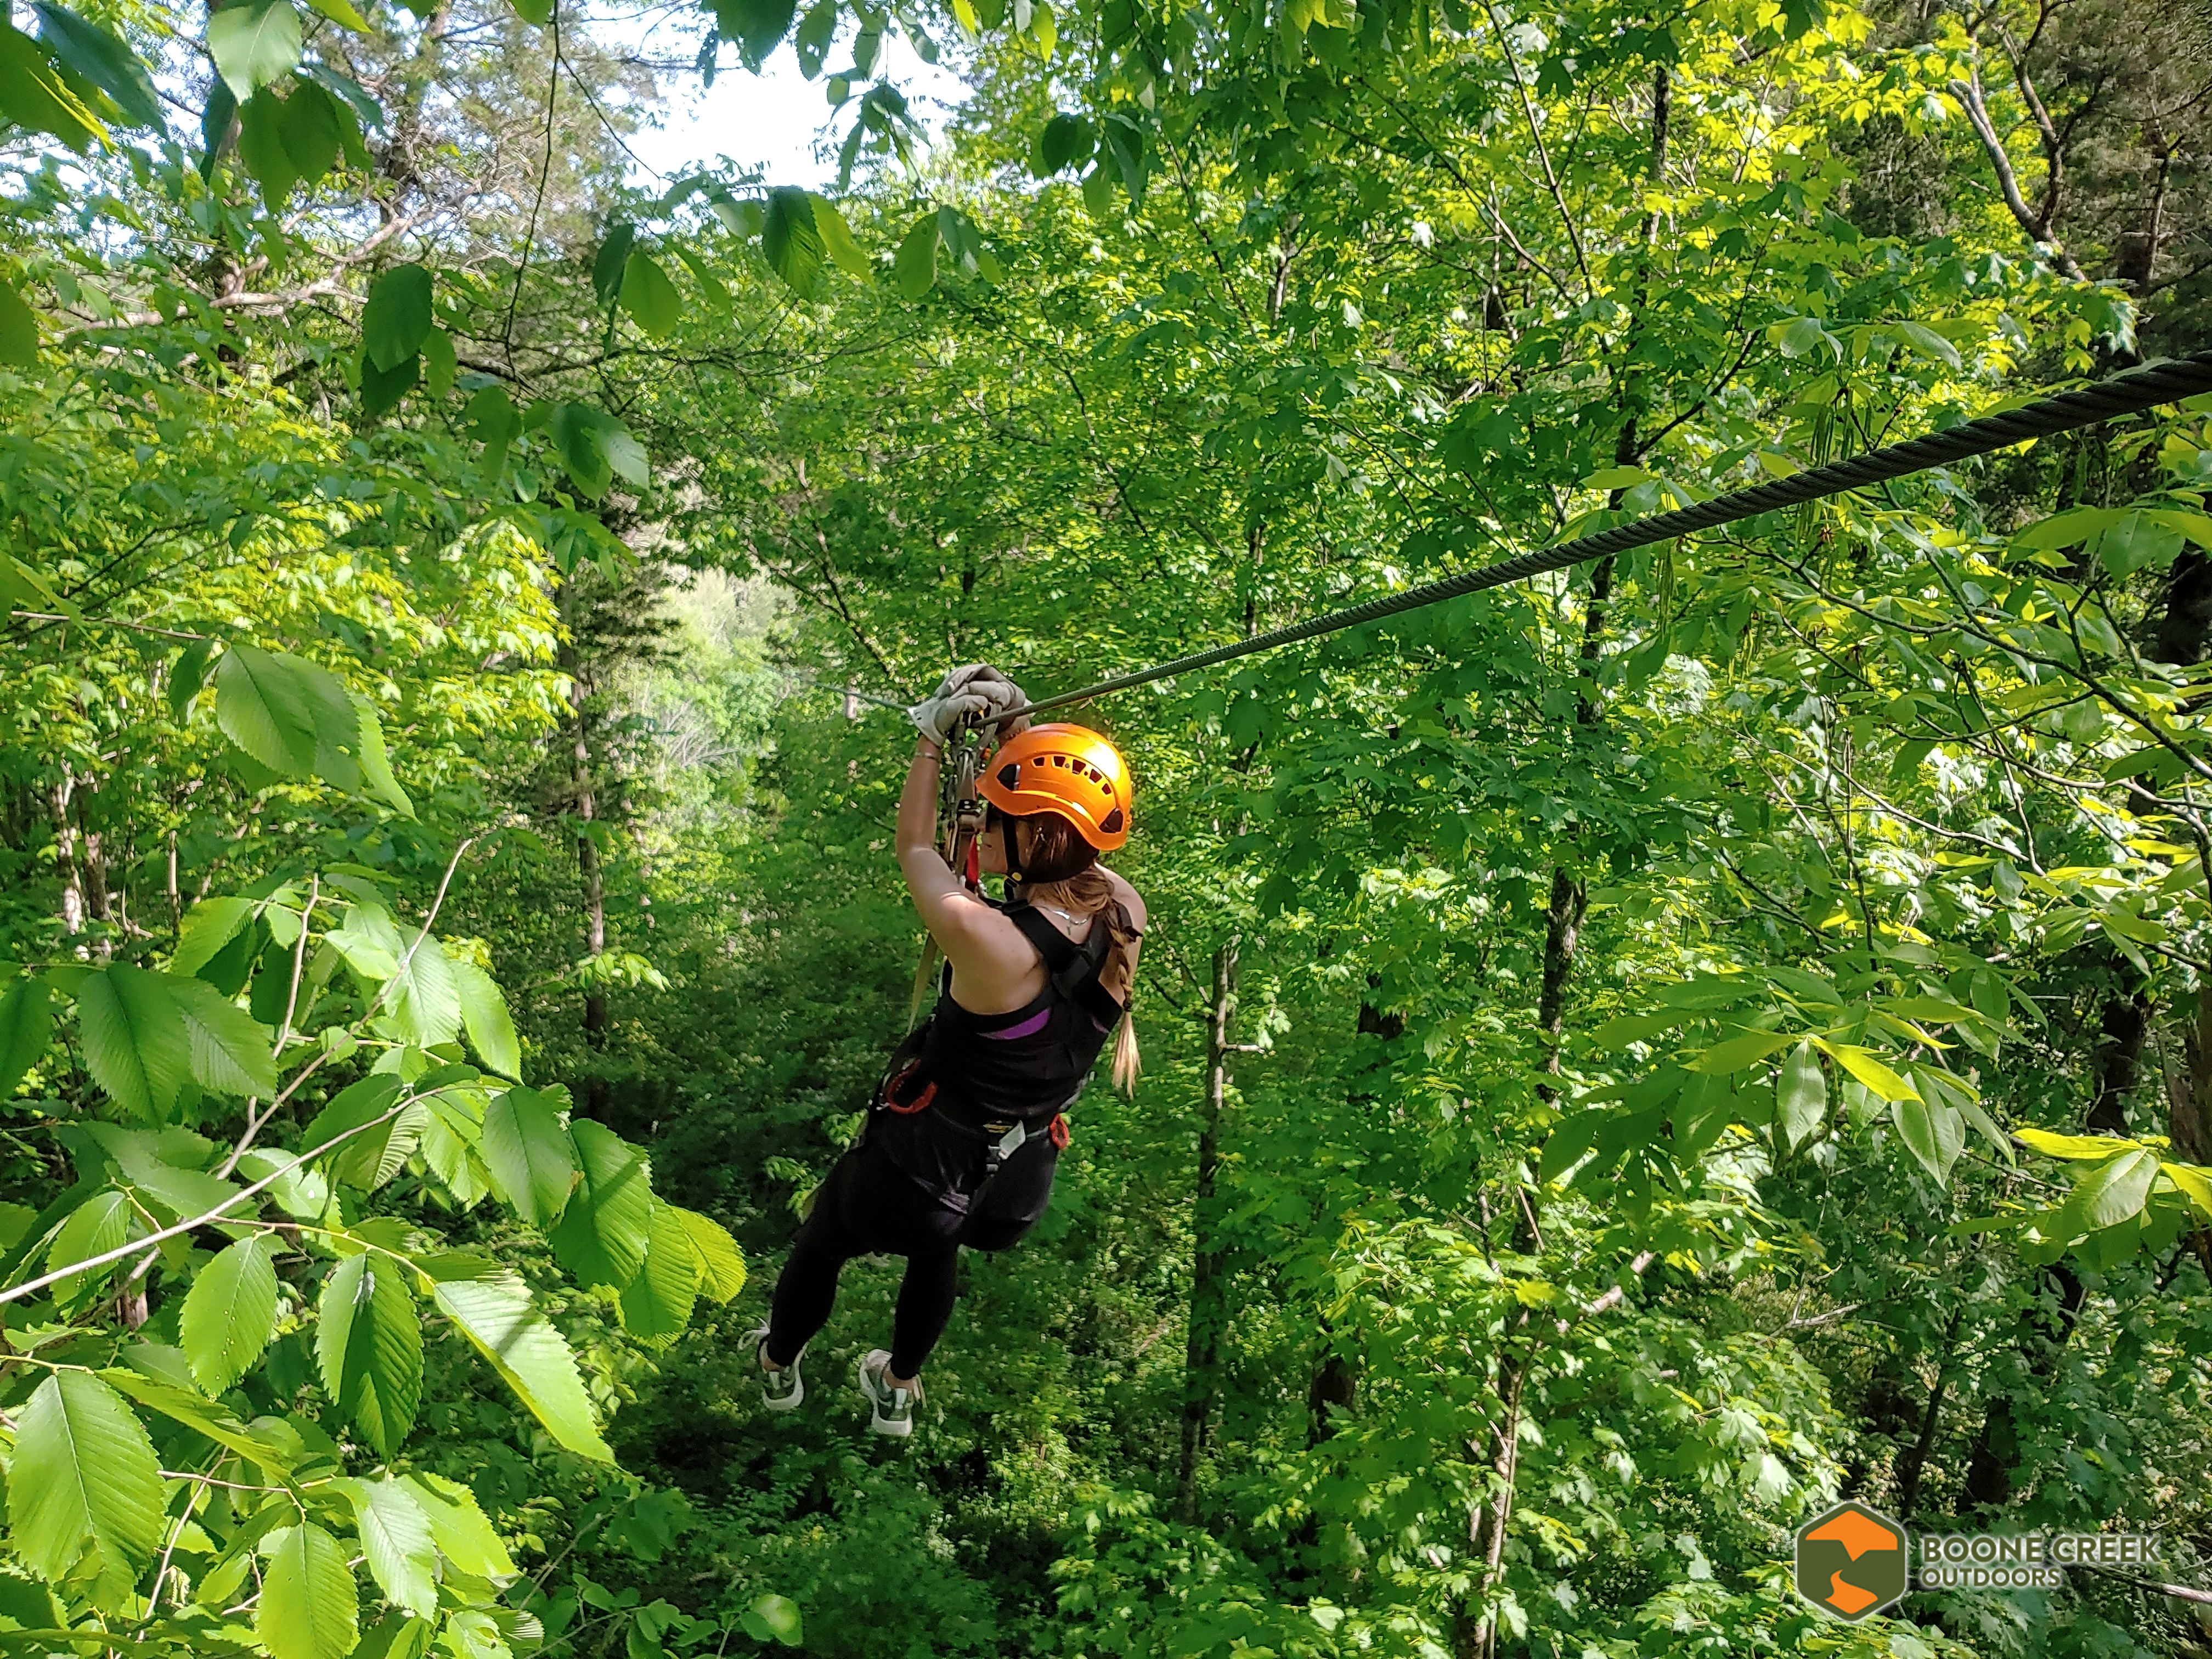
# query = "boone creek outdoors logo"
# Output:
<box><xmin>1793</xmin><ymin>1501</ymin><xmax>1911</xmax><ymax>1621</ymax></box>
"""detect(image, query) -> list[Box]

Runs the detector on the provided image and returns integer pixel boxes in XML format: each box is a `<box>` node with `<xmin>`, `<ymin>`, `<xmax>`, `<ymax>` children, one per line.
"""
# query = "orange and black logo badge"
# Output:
<box><xmin>1793</xmin><ymin>1500</ymin><xmax>1910</xmax><ymax>1621</ymax></box>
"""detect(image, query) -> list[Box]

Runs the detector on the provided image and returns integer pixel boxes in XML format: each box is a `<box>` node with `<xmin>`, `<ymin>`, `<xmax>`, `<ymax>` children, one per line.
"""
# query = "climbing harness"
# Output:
<box><xmin>978</xmin><ymin>351</ymin><xmax>2212</xmax><ymax>723</ymax></box>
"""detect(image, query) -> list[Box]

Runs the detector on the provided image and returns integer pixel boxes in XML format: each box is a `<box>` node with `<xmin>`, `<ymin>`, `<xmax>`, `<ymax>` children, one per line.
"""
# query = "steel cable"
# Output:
<box><xmin>998</xmin><ymin>351</ymin><xmax>2212</xmax><ymax>723</ymax></box>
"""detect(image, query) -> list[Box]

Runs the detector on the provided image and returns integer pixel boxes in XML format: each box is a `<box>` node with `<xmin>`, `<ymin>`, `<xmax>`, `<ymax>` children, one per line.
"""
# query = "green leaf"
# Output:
<box><xmin>7</xmin><ymin>1372</ymin><xmax>164</xmax><ymax>1605</ymax></box>
<box><xmin>672</xmin><ymin>1205</ymin><xmax>745</xmax><ymax>1302</ymax></box>
<box><xmin>238</xmin><ymin>89</ymin><xmax>298</xmax><ymax>208</ymax></box>
<box><xmin>0</xmin><ymin>976</ymin><xmax>53</xmax><ymax>1099</ymax></box>
<box><xmin>0</xmin><ymin>17</ymin><xmax>105</xmax><ymax>149</ymax></box>
<box><xmin>672</xmin><ymin>242</ymin><xmax>732</xmax><ymax>314</ymax></box>
<box><xmin>894</xmin><ymin>213</ymin><xmax>938</xmax><ymax>299</ymax></box>
<box><xmin>1537</xmin><ymin>1111</ymin><xmax>1608</xmax><ymax>1186</ymax></box>
<box><xmin>2018</xmin><ymin>1126</ymin><xmax>2141</xmax><ymax>1161</ymax></box>
<box><xmin>301</xmin><ymin>0</ymin><xmax>368</xmax><ymax>27</ymax></box>
<box><xmin>32</xmin><ymin>3</ymin><xmax>161</xmax><ymax>129</ymax></box>
<box><xmin>103</xmin><ymin>1367</ymin><xmax>301</xmax><ymax>1468</ymax></box>
<box><xmin>429</xmin><ymin>1270</ymin><xmax>613</xmax><ymax>1460</ymax></box>
<box><xmin>398</xmin><ymin>1470</ymin><xmax>515</xmax><ymax>1580</ymax></box>
<box><xmin>479</xmin><ymin>1086</ymin><xmax>574</xmax><ymax>1223</ymax></box>
<box><xmin>591</xmin><ymin>222</ymin><xmax>635</xmax><ymax>308</ymax></box>
<box><xmin>618</xmin><ymin>1197</ymin><xmax>700</xmax><ymax>1346</ymax></box>
<box><xmin>419</xmin><ymin>326</ymin><xmax>455</xmax><ymax>400</ymax></box>
<box><xmin>386</xmin><ymin>931</ymin><xmax>461</xmax><ymax>1048</ymax></box>
<box><xmin>335</xmin><ymin>1476</ymin><xmax>437</xmax><ymax>1621</ymax></box>
<box><xmin>1891</xmin><ymin>1093</ymin><xmax>1964</xmax><ymax>1184</ymax></box>
<box><xmin>2058</xmin><ymin>1148</ymin><xmax>2159</xmax><ymax>1234</ymax></box>
<box><xmin>1034</xmin><ymin>110</ymin><xmax>1092</xmax><ymax>174</ymax></box>
<box><xmin>2164</xmin><ymin>1160</ymin><xmax>2212</xmax><ymax>1219</ymax></box>
<box><xmin>812</xmin><ymin>193</ymin><xmax>871</xmax><ymax>280</ymax></box>
<box><xmin>317</xmin><ymin>1252</ymin><xmax>424</xmax><ymax>1455</ymax></box>
<box><xmin>547</xmin><ymin>1119</ymin><xmax>652</xmax><ymax>1289</ymax></box>
<box><xmin>354</xmin><ymin>695</ymin><xmax>414</xmax><ymax>816</ymax></box>
<box><xmin>545</xmin><ymin>402</ymin><xmax>648</xmax><ymax>498</ymax></box>
<box><xmin>511</xmin><ymin>0</ymin><xmax>553</xmax><ymax>22</ymax></box>
<box><xmin>362</xmin><ymin>263</ymin><xmax>433</xmax><ymax>371</ymax></box>
<box><xmin>1774</xmin><ymin>1039</ymin><xmax>1826</xmax><ymax>1152</ymax></box>
<box><xmin>452</xmin><ymin>961</ymin><xmax>521</xmax><ymax>1080</ymax></box>
<box><xmin>0</xmin><ymin>279</ymin><xmax>39</xmax><ymax>366</ymax></box>
<box><xmin>301</xmin><ymin>1070</ymin><xmax>404</xmax><ymax>1157</ymax></box>
<box><xmin>171</xmin><ymin>896</ymin><xmax>256</xmax><ymax>978</ymax></box>
<box><xmin>1892</xmin><ymin>319</ymin><xmax>1961</xmax><ymax>369</ymax></box>
<box><xmin>207</xmin><ymin>0</ymin><xmax>302</xmax><ymax>100</ymax></box>
<box><xmin>359</xmin><ymin>348</ymin><xmax>417</xmax><ymax>417</ymax></box>
<box><xmin>169</xmin><ymin>974</ymin><xmax>279</xmax><ymax>1098</ymax></box>
<box><xmin>1815</xmin><ymin>1040</ymin><xmax>1918</xmax><ymax>1102</ymax></box>
<box><xmin>328</xmin><ymin>1097</ymin><xmax>427</xmax><ymax>1191</ymax></box>
<box><xmin>211</xmin><ymin>642</ymin><xmax>318</xmax><ymax>776</ymax></box>
<box><xmin>619</xmin><ymin>250</ymin><xmax>682</xmax><ymax>338</ymax></box>
<box><xmin>717</xmin><ymin>0</ymin><xmax>798</xmax><ymax>60</ymax></box>
<box><xmin>76</xmin><ymin>962</ymin><xmax>192</xmax><ymax>1121</ymax></box>
<box><xmin>761</xmin><ymin>187</ymin><xmax>825</xmax><ymax>297</ymax></box>
<box><xmin>328</xmin><ymin>902</ymin><xmax>403</xmax><ymax>984</ymax></box>
<box><xmin>276</xmin><ymin>78</ymin><xmax>343</xmax><ymax>187</ymax></box>
<box><xmin>257</xmin><ymin>1523</ymin><xmax>359</xmax><ymax>1659</ymax></box>
<box><xmin>1686</xmin><ymin>1027</ymin><xmax>1796</xmax><ymax>1075</ymax></box>
<box><xmin>47</xmin><ymin>1187</ymin><xmax>133</xmax><ymax>1311</ymax></box>
<box><xmin>752</xmin><ymin>1594</ymin><xmax>804</xmax><ymax>1646</ymax></box>
<box><xmin>182</xmin><ymin>1234</ymin><xmax>279</xmax><ymax>1392</ymax></box>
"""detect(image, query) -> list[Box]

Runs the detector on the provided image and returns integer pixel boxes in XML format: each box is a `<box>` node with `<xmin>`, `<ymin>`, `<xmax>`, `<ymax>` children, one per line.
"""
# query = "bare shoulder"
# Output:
<box><xmin>1102</xmin><ymin>866</ymin><xmax>1147</xmax><ymax>929</ymax></box>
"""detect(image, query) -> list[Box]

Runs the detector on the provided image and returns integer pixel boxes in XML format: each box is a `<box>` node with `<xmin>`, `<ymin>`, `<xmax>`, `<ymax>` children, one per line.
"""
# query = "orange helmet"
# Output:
<box><xmin>979</xmin><ymin>723</ymin><xmax>1133</xmax><ymax>851</ymax></box>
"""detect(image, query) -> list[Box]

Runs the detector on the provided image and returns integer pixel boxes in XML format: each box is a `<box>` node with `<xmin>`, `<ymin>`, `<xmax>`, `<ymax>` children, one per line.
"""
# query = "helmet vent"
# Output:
<box><xmin>997</xmin><ymin>764</ymin><xmax>1021</xmax><ymax>789</ymax></box>
<box><xmin>1099</xmin><ymin>809</ymin><xmax>1125</xmax><ymax>834</ymax></box>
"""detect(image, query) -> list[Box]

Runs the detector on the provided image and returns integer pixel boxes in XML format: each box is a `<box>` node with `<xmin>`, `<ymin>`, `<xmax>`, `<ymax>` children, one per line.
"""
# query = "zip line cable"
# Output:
<box><xmin>990</xmin><ymin>351</ymin><xmax>2212</xmax><ymax>724</ymax></box>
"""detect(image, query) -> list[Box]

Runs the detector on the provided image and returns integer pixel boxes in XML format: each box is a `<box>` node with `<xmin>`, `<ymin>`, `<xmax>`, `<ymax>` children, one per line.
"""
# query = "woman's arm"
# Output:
<box><xmin>895</xmin><ymin>737</ymin><xmax>1000</xmax><ymax>956</ymax></box>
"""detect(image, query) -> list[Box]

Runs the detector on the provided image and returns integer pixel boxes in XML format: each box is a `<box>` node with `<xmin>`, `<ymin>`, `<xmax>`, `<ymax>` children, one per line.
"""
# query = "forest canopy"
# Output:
<box><xmin>2</xmin><ymin>0</ymin><xmax>2210</xmax><ymax>1655</ymax></box>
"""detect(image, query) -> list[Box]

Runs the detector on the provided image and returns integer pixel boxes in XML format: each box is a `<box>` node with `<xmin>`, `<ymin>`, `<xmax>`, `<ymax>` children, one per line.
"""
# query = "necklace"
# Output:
<box><xmin>1035</xmin><ymin>901</ymin><xmax>1087</xmax><ymax>930</ymax></box>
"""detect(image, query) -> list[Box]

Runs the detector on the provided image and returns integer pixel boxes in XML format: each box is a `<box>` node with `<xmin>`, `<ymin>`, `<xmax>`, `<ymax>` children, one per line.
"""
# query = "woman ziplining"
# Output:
<box><xmin>746</xmin><ymin>664</ymin><xmax>1146</xmax><ymax>1436</ymax></box>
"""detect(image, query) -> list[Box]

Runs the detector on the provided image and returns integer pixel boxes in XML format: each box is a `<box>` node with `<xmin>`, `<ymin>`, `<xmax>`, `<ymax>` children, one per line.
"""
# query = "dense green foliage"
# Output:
<box><xmin>3</xmin><ymin>0</ymin><xmax>2211</xmax><ymax>1655</ymax></box>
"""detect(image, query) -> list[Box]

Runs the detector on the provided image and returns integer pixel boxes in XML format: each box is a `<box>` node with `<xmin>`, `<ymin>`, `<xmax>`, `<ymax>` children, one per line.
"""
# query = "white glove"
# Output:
<box><xmin>909</xmin><ymin>663</ymin><xmax>1012</xmax><ymax>744</ymax></box>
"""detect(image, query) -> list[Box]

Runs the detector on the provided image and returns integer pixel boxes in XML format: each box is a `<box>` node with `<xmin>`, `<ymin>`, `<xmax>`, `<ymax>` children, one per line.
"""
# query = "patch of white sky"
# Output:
<box><xmin>575</xmin><ymin>2</ymin><xmax>974</xmax><ymax>191</ymax></box>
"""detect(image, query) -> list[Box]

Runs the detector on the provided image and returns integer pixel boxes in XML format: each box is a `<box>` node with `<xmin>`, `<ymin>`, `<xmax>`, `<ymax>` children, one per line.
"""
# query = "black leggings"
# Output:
<box><xmin>763</xmin><ymin>1134</ymin><xmax>1047</xmax><ymax>1379</ymax></box>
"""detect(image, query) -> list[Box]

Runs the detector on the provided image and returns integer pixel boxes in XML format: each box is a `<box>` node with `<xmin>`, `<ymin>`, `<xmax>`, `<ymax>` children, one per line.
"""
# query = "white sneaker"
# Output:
<box><xmin>856</xmin><ymin>1348</ymin><xmax>920</xmax><ymax>1437</ymax></box>
<box><xmin>749</xmin><ymin>1325</ymin><xmax>804</xmax><ymax>1413</ymax></box>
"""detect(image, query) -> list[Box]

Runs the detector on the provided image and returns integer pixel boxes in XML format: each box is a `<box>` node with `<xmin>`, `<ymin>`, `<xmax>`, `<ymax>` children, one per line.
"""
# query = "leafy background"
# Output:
<box><xmin>2</xmin><ymin>0</ymin><xmax>2211</xmax><ymax>1655</ymax></box>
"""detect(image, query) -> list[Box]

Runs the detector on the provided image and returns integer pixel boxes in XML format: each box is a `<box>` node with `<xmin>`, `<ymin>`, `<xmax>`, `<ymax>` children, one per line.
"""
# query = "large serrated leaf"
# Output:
<box><xmin>7</xmin><ymin>1371</ymin><xmax>164</xmax><ymax>1605</ymax></box>
<box><xmin>430</xmin><ymin>1270</ymin><xmax>612</xmax><ymax>1460</ymax></box>
<box><xmin>317</xmin><ymin>1252</ymin><xmax>422</xmax><ymax>1455</ymax></box>
<box><xmin>2058</xmin><ymin>1148</ymin><xmax>2159</xmax><ymax>1235</ymax></box>
<box><xmin>399</xmin><ymin>1470</ymin><xmax>515</xmax><ymax>1581</ymax></box>
<box><xmin>103</xmin><ymin>1367</ymin><xmax>300</xmax><ymax>1469</ymax></box>
<box><xmin>479</xmin><ymin>1086</ymin><xmax>574</xmax><ymax>1224</ymax></box>
<box><xmin>171</xmin><ymin>897</ymin><xmax>257</xmax><ymax>979</ymax></box>
<box><xmin>618</xmin><ymin>1197</ymin><xmax>699</xmax><ymax>1346</ymax></box>
<box><xmin>672</xmin><ymin>1205</ymin><xmax>745</xmax><ymax>1302</ymax></box>
<box><xmin>545</xmin><ymin>1119</ymin><xmax>650</xmax><ymax>1289</ymax></box>
<box><xmin>75</xmin><ymin>962</ymin><xmax>191</xmax><ymax>1121</ymax></box>
<box><xmin>212</xmin><ymin>642</ymin><xmax>319</xmax><ymax>777</ymax></box>
<box><xmin>168</xmin><ymin>975</ymin><xmax>278</xmax><ymax>1099</ymax></box>
<box><xmin>0</xmin><ymin>975</ymin><xmax>53</xmax><ymax>1099</ymax></box>
<box><xmin>452</xmin><ymin>961</ymin><xmax>521</xmax><ymax>1080</ymax></box>
<box><xmin>47</xmin><ymin>1187</ymin><xmax>133</xmax><ymax>1312</ymax></box>
<box><xmin>335</xmin><ymin>1476</ymin><xmax>437</xmax><ymax>1620</ymax></box>
<box><xmin>385</xmin><ymin>930</ymin><xmax>460</xmax><ymax>1048</ymax></box>
<box><xmin>257</xmin><ymin>1522</ymin><xmax>359</xmax><ymax>1659</ymax></box>
<box><xmin>182</xmin><ymin>1235</ymin><xmax>278</xmax><ymax>1392</ymax></box>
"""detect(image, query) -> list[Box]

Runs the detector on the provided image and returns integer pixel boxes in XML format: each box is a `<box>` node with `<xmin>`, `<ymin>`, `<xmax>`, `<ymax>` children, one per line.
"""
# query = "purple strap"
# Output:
<box><xmin>982</xmin><ymin>1007</ymin><xmax>1052</xmax><ymax>1041</ymax></box>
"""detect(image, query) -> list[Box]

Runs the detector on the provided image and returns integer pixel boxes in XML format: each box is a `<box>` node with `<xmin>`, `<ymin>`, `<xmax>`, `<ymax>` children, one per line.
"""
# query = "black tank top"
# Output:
<box><xmin>867</xmin><ymin>899</ymin><xmax>1128</xmax><ymax>1213</ymax></box>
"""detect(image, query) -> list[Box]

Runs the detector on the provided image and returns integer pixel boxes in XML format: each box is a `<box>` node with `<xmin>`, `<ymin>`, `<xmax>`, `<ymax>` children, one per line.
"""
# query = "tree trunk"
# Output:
<box><xmin>51</xmin><ymin>767</ymin><xmax>83</xmax><ymax>938</ymax></box>
<box><xmin>1177</xmin><ymin>938</ymin><xmax>1237</xmax><ymax>1524</ymax></box>
<box><xmin>1895</xmin><ymin>1310</ymin><xmax>1961</xmax><ymax>1521</ymax></box>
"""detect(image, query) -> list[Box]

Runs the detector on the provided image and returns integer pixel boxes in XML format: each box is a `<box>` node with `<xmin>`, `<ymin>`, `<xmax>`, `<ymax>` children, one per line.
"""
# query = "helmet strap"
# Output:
<box><xmin>992</xmin><ymin>804</ymin><xmax>1024</xmax><ymax>893</ymax></box>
